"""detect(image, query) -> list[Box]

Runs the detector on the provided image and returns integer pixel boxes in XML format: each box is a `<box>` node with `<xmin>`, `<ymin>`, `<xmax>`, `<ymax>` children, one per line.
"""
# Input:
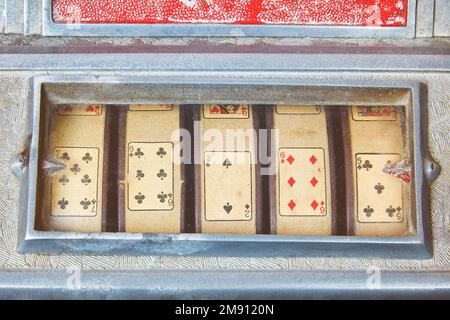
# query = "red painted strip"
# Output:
<box><xmin>52</xmin><ymin>0</ymin><xmax>408</xmax><ymax>27</ymax></box>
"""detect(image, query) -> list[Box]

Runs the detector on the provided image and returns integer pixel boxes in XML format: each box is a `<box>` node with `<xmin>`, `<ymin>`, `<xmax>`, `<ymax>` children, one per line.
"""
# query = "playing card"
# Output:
<box><xmin>57</xmin><ymin>104</ymin><xmax>103</xmax><ymax>116</ymax></box>
<box><xmin>51</xmin><ymin>147</ymin><xmax>99</xmax><ymax>217</ymax></box>
<box><xmin>348</xmin><ymin>104</ymin><xmax>408</xmax><ymax>236</ymax></box>
<box><xmin>356</xmin><ymin>153</ymin><xmax>403</xmax><ymax>223</ymax></box>
<box><xmin>128</xmin><ymin>104</ymin><xmax>174</xmax><ymax>111</ymax></box>
<box><xmin>272</xmin><ymin>105</ymin><xmax>332</xmax><ymax>236</ymax></box>
<box><xmin>127</xmin><ymin>142</ymin><xmax>174</xmax><ymax>211</ymax></box>
<box><xmin>123</xmin><ymin>105</ymin><xmax>182</xmax><ymax>234</ymax></box>
<box><xmin>351</xmin><ymin>106</ymin><xmax>398</xmax><ymax>121</ymax></box>
<box><xmin>203</xmin><ymin>151</ymin><xmax>253</xmax><ymax>221</ymax></box>
<box><xmin>203</xmin><ymin>104</ymin><xmax>250</xmax><ymax>119</ymax></box>
<box><xmin>276</xmin><ymin>105</ymin><xmax>321</xmax><ymax>115</ymax></box>
<box><xmin>278</xmin><ymin>148</ymin><xmax>327</xmax><ymax>217</ymax></box>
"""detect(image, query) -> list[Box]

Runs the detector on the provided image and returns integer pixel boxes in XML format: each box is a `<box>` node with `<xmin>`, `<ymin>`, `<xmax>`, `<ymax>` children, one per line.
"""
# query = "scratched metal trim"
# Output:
<box><xmin>42</xmin><ymin>0</ymin><xmax>417</xmax><ymax>38</ymax></box>
<box><xmin>0</xmin><ymin>269</ymin><xmax>449</xmax><ymax>299</ymax></box>
<box><xmin>17</xmin><ymin>75</ymin><xmax>432</xmax><ymax>258</ymax></box>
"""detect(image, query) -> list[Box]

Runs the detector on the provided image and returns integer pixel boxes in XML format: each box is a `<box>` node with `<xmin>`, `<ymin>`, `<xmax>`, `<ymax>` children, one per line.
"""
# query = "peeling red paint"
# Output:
<box><xmin>52</xmin><ymin>0</ymin><xmax>408</xmax><ymax>27</ymax></box>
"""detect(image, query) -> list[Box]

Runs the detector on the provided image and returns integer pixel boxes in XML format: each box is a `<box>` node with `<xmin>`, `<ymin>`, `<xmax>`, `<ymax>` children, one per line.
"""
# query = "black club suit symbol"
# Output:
<box><xmin>135</xmin><ymin>193</ymin><xmax>145</xmax><ymax>204</ymax></box>
<box><xmin>59</xmin><ymin>175</ymin><xmax>69</xmax><ymax>185</ymax></box>
<box><xmin>156</xmin><ymin>147</ymin><xmax>167</xmax><ymax>158</ymax></box>
<box><xmin>136</xmin><ymin>170</ymin><xmax>145</xmax><ymax>180</ymax></box>
<box><xmin>70</xmin><ymin>164</ymin><xmax>81</xmax><ymax>174</ymax></box>
<box><xmin>60</xmin><ymin>152</ymin><xmax>70</xmax><ymax>161</ymax></box>
<box><xmin>374</xmin><ymin>182</ymin><xmax>385</xmax><ymax>194</ymax></box>
<box><xmin>362</xmin><ymin>160</ymin><xmax>373</xmax><ymax>171</ymax></box>
<box><xmin>80</xmin><ymin>198</ymin><xmax>91</xmax><ymax>210</ymax></box>
<box><xmin>386</xmin><ymin>205</ymin><xmax>401</xmax><ymax>217</ymax></box>
<box><xmin>157</xmin><ymin>192</ymin><xmax>168</xmax><ymax>203</ymax></box>
<box><xmin>157</xmin><ymin>169</ymin><xmax>167</xmax><ymax>180</ymax></box>
<box><xmin>134</xmin><ymin>148</ymin><xmax>144</xmax><ymax>158</ymax></box>
<box><xmin>58</xmin><ymin>198</ymin><xmax>68</xmax><ymax>209</ymax></box>
<box><xmin>82</xmin><ymin>153</ymin><xmax>93</xmax><ymax>163</ymax></box>
<box><xmin>81</xmin><ymin>174</ymin><xmax>92</xmax><ymax>186</ymax></box>
<box><xmin>364</xmin><ymin>205</ymin><xmax>374</xmax><ymax>217</ymax></box>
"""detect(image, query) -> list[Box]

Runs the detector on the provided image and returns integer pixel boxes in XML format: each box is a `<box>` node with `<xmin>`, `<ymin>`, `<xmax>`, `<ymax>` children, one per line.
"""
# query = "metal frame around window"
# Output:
<box><xmin>42</xmin><ymin>0</ymin><xmax>417</xmax><ymax>38</ymax></box>
<box><xmin>17</xmin><ymin>73</ymin><xmax>435</xmax><ymax>259</ymax></box>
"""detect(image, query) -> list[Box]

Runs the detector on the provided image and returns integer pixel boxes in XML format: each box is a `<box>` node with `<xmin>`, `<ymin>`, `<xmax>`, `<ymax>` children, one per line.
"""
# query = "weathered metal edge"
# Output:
<box><xmin>41</xmin><ymin>0</ymin><xmax>417</xmax><ymax>38</ymax></box>
<box><xmin>0</xmin><ymin>269</ymin><xmax>449</xmax><ymax>299</ymax></box>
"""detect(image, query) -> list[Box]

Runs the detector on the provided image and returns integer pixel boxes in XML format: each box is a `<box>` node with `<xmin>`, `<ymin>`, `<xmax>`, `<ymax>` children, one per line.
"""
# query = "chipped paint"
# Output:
<box><xmin>52</xmin><ymin>0</ymin><xmax>408</xmax><ymax>26</ymax></box>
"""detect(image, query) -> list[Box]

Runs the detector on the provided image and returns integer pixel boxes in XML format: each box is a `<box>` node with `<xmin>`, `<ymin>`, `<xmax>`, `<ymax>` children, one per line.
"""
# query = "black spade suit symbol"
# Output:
<box><xmin>223</xmin><ymin>202</ymin><xmax>233</xmax><ymax>214</ymax></box>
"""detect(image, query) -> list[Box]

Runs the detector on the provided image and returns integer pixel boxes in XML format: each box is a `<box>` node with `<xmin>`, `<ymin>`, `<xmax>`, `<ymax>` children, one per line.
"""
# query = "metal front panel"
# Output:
<box><xmin>0</xmin><ymin>41</ymin><xmax>448</xmax><ymax>298</ymax></box>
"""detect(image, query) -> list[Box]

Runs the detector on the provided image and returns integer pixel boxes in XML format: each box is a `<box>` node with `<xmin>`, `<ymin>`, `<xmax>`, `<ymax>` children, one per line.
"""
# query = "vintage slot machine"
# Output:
<box><xmin>0</xmin><ymin>0</ymin><xmax>448</xmax><ymax>299</ymax></box>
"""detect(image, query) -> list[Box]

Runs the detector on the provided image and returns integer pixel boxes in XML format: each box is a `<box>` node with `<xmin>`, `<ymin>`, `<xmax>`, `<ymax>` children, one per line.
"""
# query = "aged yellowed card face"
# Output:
<box><xmin>127</xmin><ymin>142</ymin><xmax>174</xmax><ymax>212</ymax></box>
<box><xmin>128</xmin><ymin>104</ymin><xmax>174</xmax><ymax>111</ymax></box>
<box><xmin>41</xmin><ymin>105</ymin><xmax>105</xmax><ymax>232</ymax></box>
<box><xmin>200</xmin><ymin>105</ymin><xmax>256</xmax><ymax>234</ymax></box>
<box><xmin>278</xmin><ymin>148</ymin><xmax>327</xmax><ymax>217</ymax></box>
<box><xmin>204</xmin><ymin>151</ymin><xmax>253</xmax><ymax>222</ymax></box>
<box><xmin>273</xmin><ymin>105</ymin><xmax>332</xmax><ymax>236</ymax></box>
<box><xmin>51</xmin><ymin>147</ymin><xmax>100</xmax><ymax>217</ymax></box>
<box><xmin>355</xmin><ymin>154</ymin><xmax>403</xmax><ymax>224</ymax></box>
<box><xmin>349</xmin><ymin>106</ymin><xmax>409</xmax><ymax>236</ymax></box>
<box><xmin>276</xmin><ymin>105</ymin><xmax>321</xmax><ymax>115</ymax></box>
<box><xmin>124</xmin><ymin>104</ymin><xmax>181</xmax><ymax>234</ymax></box>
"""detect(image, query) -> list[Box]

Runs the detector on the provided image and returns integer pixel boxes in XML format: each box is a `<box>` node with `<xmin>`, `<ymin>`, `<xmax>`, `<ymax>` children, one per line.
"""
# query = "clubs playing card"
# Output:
<box><xmin>51</xmin><ymin>147</ymin><xmax>99</xmax><ymax>217</ymax></box>
<box><xmin>203</xmin><ymin>104</ymin><xmax>250</xmax><ymax>119</ymax></box>
<box><xmin>356</xmin><ymin>153</ymin><xmax>403</xmax><ymax>223</ymax></box>
<box><xmin>276</xmin><ymin>105</ymin><xmax>321</xmax><ymax>115</ymax></box>
<box><xmin>204</xmin><ymin>151</ymin><xmax>253</xmax><ymax>221</ymax></box>
<box><xmin>351</xmin><ymin>106</ymin><xmax>397</xmax><ymax>121</ymax></box>
<box><xmin>57</xmin><ymin>104</ymin><xmax>103</xmax><ymax>116</ymax></box>
<box><xmin>278</xmin><ymin>148</ymin><xmax>327</xmax><ymax>217</ymax></box>
<box><xmin>127</xmin><ymin>142</ymin><xmax>174</xmax><ymax>211</ymax></box>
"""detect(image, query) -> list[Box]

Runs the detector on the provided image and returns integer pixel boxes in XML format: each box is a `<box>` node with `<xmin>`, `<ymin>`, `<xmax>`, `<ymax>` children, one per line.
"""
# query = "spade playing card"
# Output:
<box><xmin>203</xmin><ymin>151</ymin><xmax>253</xmax><ymax>221</ymax></box>
<box><xmin>356</xmin><ymin>153</ymin><xmax>403</xmax><ymax>223</ymax></box>
<box><xmin>51</xmin><ymin>147</ymin><xmax>99</xmax><ymax>217</ymax></box>
<box><xmin>203</xmin><ymin>104</ymin><xmax>250</xmax><ymax>119</ymax></box>
<box><xmin>127</xmin><ymin>142</ymin><xmax>174</xmax><ymax>211</ymax></box>
<box><xmin>278</xmin><ymin>148</ymin><xmax>327</xmax><ymax>217</ymax></box>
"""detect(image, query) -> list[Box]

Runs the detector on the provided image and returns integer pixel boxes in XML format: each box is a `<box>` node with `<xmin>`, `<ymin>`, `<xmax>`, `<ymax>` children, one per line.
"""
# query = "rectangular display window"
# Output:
<box><xmin>18</xmin><ymin>77</ymin><xmax>434</xmax><ymax>258</ymax></box>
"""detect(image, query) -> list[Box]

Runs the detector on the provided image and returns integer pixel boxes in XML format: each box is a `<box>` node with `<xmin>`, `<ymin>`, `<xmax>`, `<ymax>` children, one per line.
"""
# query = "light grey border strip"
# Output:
<box><xmin>0</xmin><ymin>53</ymin><xmax>448</xmax><ymax>72</ymax></box>
<box><xmin>42</xmin><ymin>0</ymin><xmax>417</xmax><ymax>38</ymax></box>
<box><xmin>0</xmin><ymin>270</ymin><xmax>449</xmax><ymax>299</ymax></box>
<box><xmin>24</xmin><ymin>0</ymin><xmax>43</xmax><ymax>35</ymax></box>
<box><xmin>4</xmin><ymin>0</ymin><xmax>24</xmax><ymax>34</ymax></box>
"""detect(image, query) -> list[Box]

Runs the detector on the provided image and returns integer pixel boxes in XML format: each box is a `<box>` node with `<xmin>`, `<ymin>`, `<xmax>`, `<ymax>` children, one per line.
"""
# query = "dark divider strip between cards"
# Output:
<box><xmin>253</xmin><ymin>105</ymin><xmax>270</xmax><ymax>234</ymax></box>
<box><xmin>102</xmin><ymin>105</ymin><xmax>127</xmax><ymax>233</ymax></box>
<box><xmin>180</xmin><ymin>105</ymin><xmax>200</xmax><ymax>234</ymax></box>
<box><xmin>326</xmin><ymin>106</ymin><xmax>351</xmax><ymax>236</ymax></box>
<box><xmin>264</xmin><ymin>106</ymin><xmax>277</xmax><ymax>235</ymax></box>
<box><xmin>253</xmin><ymin>105</ymin><xmax>274</xmax><ymax>235</ymax></box>
<box><xmin>116</xmin><ymin>105</ymin><xmax>127</xmax><ymax>233</ymax></box>
<box><xmin>341</xmin><ymin>107</ymin><xmax>355</xmax><ymax>236</ymax></box>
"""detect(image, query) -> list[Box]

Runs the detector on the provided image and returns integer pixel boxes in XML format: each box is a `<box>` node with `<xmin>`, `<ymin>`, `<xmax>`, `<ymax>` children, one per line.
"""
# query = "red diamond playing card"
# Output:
<box><xmin>271</xmin><ymin>105</ymin><xmax>332</xmax><ymax>236</ymax></box>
